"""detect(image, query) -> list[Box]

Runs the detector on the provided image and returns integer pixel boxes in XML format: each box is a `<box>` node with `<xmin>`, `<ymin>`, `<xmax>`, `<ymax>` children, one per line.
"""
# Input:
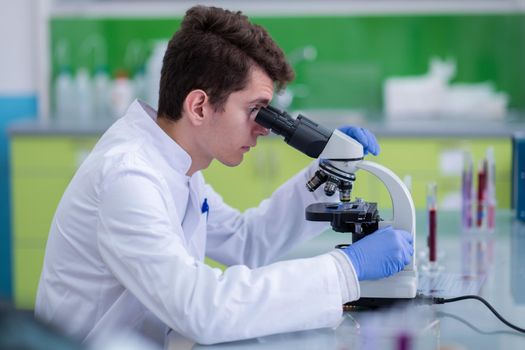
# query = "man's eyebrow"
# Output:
<box><xmin>248</xmin><ymin>98</ymin><xmax>270</xmax><ymax>105</ymax></box>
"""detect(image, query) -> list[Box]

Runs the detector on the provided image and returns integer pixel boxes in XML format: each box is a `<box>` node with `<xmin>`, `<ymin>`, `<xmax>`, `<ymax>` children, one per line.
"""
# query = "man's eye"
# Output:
<box><xmin>250</xmin><ymin>107</ymin><xmax>260</xmax><ymax>114</ymax></box>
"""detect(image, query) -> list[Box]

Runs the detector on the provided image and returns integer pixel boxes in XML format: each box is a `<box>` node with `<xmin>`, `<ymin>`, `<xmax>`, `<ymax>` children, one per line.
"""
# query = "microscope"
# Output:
<box><xmin>255</xmin><ymin>106</ymin><xmax>417</xmax><ymax>307</ymax></box>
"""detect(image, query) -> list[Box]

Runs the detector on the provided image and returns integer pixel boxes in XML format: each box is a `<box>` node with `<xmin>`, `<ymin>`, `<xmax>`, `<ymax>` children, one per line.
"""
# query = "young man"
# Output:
<box><xmin>35</xmin><ymin>5</ymin><xmax>413</xmax><ymax>346</ymax></box>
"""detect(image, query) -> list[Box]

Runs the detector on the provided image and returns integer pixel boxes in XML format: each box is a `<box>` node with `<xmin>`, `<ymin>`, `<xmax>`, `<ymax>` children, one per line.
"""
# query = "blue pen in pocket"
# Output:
<box><xmin>201</xmin><ymin>198</ymin><xmax>209</xmax><ymax>220</ymax></box>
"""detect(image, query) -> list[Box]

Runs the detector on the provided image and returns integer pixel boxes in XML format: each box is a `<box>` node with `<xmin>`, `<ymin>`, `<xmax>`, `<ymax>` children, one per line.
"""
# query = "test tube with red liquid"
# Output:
<box><xmin>427</xmin><ymin>183</ymin><xmax>438</xmax><ymax>269</ymax></box>
<box><xmin>476</xmin><ymin>160</ymin><xmax>487</xmax><ymax>228</ymax></box>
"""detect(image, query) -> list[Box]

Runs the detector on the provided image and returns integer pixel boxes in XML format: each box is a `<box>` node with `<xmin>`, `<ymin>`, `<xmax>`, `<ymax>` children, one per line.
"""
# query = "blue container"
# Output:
<box><xmin>0</xmin><ymin>96</ymin><xmax>37</xmax><ymax>301</ymax></box>
<box><xmin>513</xmin><ymin>133</ymin><xmax>525</xmax><ymax>221</ymax></box>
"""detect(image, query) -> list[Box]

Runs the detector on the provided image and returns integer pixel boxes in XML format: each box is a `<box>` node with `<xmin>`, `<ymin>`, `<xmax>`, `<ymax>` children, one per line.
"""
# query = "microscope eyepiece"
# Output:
<box><xmin>254</xmin><ymin>105</ymin><xmax>296</xmax><ymax>139</ymax></box>
<box><xmin>255</xmin><ymin>106</ymin><xmax>333</xmax><ymax>158</ymax></box>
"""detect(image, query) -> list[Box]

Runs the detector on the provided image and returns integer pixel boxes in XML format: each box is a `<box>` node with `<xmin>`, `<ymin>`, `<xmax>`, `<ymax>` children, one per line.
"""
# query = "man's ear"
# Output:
<box><xmin>183</xmin><ymin>89</ymin><xmax>209</xmax><ymax>126</ymax></box>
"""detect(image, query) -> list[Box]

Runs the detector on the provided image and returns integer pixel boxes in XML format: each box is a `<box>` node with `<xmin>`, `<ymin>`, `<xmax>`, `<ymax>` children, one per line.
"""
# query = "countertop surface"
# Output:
<box><xmin>8</xmin><ymin>110</ymin><xmax>525</xmax><ymax>138</ymax></box>
<box><xmin>167</xmin><ymin>210</ymin><xmax>525</xmax><ymax>350</ymax></box>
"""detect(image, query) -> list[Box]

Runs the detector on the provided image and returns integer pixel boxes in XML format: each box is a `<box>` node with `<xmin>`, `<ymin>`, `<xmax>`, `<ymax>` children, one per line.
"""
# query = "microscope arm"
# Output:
<box><xmin>356</xmin><ymin>160</ymin><xmax>416</xmax><ymax>272</ymax></box>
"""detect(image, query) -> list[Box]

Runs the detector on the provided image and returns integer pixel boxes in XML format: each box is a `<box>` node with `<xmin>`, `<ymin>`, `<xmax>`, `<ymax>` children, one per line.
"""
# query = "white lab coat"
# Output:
<box><xmin>35</xmin><ymin>100</ymin><xmax>359</xmax><ymax>345</ymax></box>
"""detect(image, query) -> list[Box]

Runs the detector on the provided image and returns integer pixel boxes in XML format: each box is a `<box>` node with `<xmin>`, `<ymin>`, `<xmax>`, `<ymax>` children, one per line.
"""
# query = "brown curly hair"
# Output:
<box><xmin>157</xmin><ymin>5</ymin><xmax>294</xmax><ymax>121</ymax></box>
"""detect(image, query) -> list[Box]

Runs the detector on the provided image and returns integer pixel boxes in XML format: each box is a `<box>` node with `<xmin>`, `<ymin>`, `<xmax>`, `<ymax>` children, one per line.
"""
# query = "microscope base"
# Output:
<box><xmin>345</xmin><ymin>297</ymin><xmax>415</xmax><ymax>309</ymax></box>
<box><xmin>350</xmin><ymin>269</ymin><xmax>418</xmax><ymax>308</ymax></box>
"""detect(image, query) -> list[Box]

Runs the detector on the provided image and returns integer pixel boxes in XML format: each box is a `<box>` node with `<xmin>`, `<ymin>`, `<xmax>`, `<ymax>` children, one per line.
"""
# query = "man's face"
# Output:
<box><xmin>201</xmin><ymin>67</ymin><xmax>274</xmax><ymax>167</ymax></box>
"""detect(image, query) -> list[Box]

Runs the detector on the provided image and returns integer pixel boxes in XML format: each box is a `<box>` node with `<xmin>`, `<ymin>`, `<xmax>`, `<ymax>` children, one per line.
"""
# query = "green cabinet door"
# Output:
<box><xmin>11</xmin><ymin>135</ymin><xmax>98</xmax><ymax>309</ymax></box>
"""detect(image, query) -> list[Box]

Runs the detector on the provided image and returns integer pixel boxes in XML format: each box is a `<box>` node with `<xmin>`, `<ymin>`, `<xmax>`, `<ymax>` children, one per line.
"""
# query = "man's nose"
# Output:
<box><xmin>254</xmin><ymin>123</ymin><xmax>270</xmax><ymax>136</ymax></box>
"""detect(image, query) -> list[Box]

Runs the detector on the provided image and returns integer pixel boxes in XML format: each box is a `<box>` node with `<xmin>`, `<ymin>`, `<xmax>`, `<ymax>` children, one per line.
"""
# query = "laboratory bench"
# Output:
<box><xmin>166</xmin><ymin>210</ymin><xmax>525</xmax><ymax>350</ymax></box>
<box><xmin>6</xmin><ymin>116</ymin><xmax>522</xmax><ymax>310</ymax></box>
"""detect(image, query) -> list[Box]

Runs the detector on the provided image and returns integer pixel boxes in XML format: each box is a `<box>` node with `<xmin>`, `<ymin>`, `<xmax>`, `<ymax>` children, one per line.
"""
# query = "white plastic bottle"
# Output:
<box><xmin>110</xmin><ymin>70</ymin><xmax>134</xmax><ymax>119</ymax></box>
<box><xmin>93</xmin><ymin>65</ymin><xmax>111</xmax><ymax>124</ymax></box>
<box><xmin>146</xmin><ymin>40</ymin><xmax>168</xmax><ymax>109</ymax></box>
<box><xmin>54</xmin><ymin>66</ymin><xmax>75</xmax><ymax>125</ymax></box>
<box><xmin>74</xmin><ymin>67</ymin><xmax>94</xmax><ymax>125</ymax></box>
<box><xmin>133</xmin><ymin>65</ymin><xmax>147</xmax><ymax>102</ymax></box>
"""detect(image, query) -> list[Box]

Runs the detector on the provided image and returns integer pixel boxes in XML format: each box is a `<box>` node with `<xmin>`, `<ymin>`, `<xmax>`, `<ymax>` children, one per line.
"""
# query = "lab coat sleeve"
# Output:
<box><xmin>205</xmin><ymin>160</ymin><xmax>334</xmax><ymax>268</ymax></box>
<box><xmin>96</xmin><ymin>161</ymin><xmax>353</xmax><ymax>344</ymax></box>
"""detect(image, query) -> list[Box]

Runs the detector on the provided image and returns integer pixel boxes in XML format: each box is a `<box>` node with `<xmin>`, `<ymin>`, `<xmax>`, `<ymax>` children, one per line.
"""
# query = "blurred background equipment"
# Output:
<box><xmin>384</xmin><ymin>58</ymin><xmax>508</xmax><ymax>121</ymax></box>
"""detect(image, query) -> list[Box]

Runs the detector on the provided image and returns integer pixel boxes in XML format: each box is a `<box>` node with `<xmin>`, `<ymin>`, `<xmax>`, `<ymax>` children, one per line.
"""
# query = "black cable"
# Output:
<box><xmin>436</xmin><ymin>311</ymin><xmax>525</xmax><ymax>337</ymax></box>
<box><xmin>419</xmin><ymin>294</ymin><xmax>525</xmax><ymax>334</ymax></box>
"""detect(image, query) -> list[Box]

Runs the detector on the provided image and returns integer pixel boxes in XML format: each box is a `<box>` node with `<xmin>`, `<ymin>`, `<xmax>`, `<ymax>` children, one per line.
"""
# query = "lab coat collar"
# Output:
<box><xmin>127</xmin><ymin>99</ymin><xmax>193</xmax><ymax>177</ymax></box>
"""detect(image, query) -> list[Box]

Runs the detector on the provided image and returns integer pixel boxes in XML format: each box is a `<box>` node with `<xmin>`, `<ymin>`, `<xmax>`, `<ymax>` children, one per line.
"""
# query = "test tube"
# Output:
<box><xmin>462</xmin><ymin>151</ymin><xmax>473</xmax><ymax>231</ymax></box>
<box><xmin>486</xmin><ymin>147</ymin><xmax>496</xmax><ymax>231</ymax></box>
<box><xmin>476</xmin><ymin>159</ymin><xmax>487</xmax><ymax>228</ymax></box>
<box><xmin>427</xmin><ymin>183</ymin><xmax>437</xmax><ymax>264</ymax></box>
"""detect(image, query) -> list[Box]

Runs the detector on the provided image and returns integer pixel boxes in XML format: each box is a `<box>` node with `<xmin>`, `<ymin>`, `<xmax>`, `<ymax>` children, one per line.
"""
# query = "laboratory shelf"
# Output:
<box><xmin>8</xmin><ymin>112</ymin><xmax>525</xmax><ymax>138</ymax></box>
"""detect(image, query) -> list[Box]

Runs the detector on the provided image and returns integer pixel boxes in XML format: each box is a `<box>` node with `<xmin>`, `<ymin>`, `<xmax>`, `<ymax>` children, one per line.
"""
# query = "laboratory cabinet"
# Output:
<box><xmin>9</xmin><ymin>132</ymin><xmax>511</xmax><ymax>309</ymax></box>
<box><xmin>11</xmin><ymin>136</ymin><xmax>98</xmax><ymax>309</ymax></box>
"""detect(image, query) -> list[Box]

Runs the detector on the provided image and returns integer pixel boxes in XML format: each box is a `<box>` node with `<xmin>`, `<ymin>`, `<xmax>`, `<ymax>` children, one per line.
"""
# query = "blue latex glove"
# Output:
<box><xmin>342</xmin><ymin>226</ymin><xmax>413</xmax><ymax>281</ymax></box>
<box><xmin>338</xmin><ymin>126</ymin><xmax>380</xmax><ymax>156</ymax></box>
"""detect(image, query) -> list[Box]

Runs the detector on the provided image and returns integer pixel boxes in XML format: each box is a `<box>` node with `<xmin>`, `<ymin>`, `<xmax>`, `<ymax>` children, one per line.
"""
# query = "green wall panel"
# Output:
<box><xmin>51</xmin><ymin>14</ymin><xmax>525</xmax><ymax>111</ymax></box>
<box><xmin>202</xmin><ymin>137</ymin><xmax>511</xmax><ymax>212</ymax></box>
